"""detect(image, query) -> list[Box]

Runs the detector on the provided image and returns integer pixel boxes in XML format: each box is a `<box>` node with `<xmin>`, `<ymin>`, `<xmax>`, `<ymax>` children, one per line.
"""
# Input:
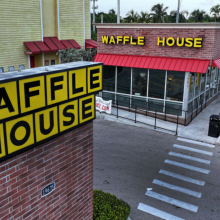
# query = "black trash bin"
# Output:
<box><xmin>208</xmin><ymin>115</ymin><xmax>220</xmax><ymax>138</ymax></box>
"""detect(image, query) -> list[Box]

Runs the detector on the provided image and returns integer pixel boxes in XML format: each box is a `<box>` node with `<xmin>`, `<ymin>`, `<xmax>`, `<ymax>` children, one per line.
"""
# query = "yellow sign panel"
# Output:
<box><xmin>6</xmin><ymin>114</ymin><xmax>34</xmax><ymax>154</ymax></box>
<box><xmin>35</xmin><ymin>107</ymin><xmax>58</xmax><ymax>142</ymax></box>
<box><xmin>87</xmin><ymin>65</ymin><xmax>102</xmax><ymax>94</ymax></box>
<box><xmin>46</xmin><ymin>72</ymin><xmax>68</xmax><ymax>105</ymax></box>
<box><xmin>59</xmin><ymin>100</ymin><xmax>79</xmax><ymax>132</ymax></box>
<box><xmin>0</xmin><ymin>63</ymin><xmax>102</xmax><ymax>162</ymax></box>
<box><xmin>19</xmin><ymin>76</ymin><xmax>46</xmax><ymax>113</ymax></box>
<box><xmin>79</xmin><ymin>95</ymin><xmax>95</xmax><ymax>124</ymax></box>
<box><xmin>69</xmin><ymin>68</ymin><xmax>87</xmax><ymax>99</ymax></box>
<box><xmin>0</xmin><ymin>81</ymin><xmax>19</xmax><ymax>120</ymax></box>
<box><xmin>0</xmin><ymin>124</ymin><xmax>6</xmax><ymax>158</ymax></box>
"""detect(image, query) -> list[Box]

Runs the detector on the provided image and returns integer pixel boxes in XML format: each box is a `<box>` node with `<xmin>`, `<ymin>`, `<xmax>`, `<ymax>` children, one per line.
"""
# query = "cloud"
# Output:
<box><xmin>199</xmin><ymin>0</ymin><xmax>214</xmax><ymax>5</ymax></box>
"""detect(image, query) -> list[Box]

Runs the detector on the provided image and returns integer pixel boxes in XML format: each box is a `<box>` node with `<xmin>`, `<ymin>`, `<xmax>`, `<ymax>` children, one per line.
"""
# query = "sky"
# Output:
<box><xmin>93</xmin><ymin>0</ymin><xmax>220</xmax><ymax>17</ymax></box>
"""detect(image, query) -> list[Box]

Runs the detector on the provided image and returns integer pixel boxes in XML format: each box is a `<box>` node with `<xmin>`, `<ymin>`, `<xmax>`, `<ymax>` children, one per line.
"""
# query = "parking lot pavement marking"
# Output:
<box><xmin>165</xmin><ymin>160</ymin><xmax>210</xmax><ymax>174</ymax></box>
<box><xmin>137</xmin><ymin>203</ymin><xmax>185</xmax><ymax>220</ymax></box>
<box><xmin>159</xmin><ymin>170</ymin><xmax>205</xmax><ymax>186</ymax></box>
<box><xmin>152</xmin><ymin>179</ymin><xmax>202</xmax><ymax>198</ymax></box>
<box><xmin>169</xmin><ymin>152</ymin><xmax>211</xmax><ymax>164</ymax></box>
<box><xmin>177</xmin><ymin>138</ymin><xmax>215</xmax><ymax>148</ymax></box>
<box><xmin>173</xmin><ymin>144</ymin><xmax>213</xmax><ymax>156</ymax></box>
<box><xmin>145</xmin><ymin>190</ymin><xmax>198</xmax><ymax>212</ymax></box>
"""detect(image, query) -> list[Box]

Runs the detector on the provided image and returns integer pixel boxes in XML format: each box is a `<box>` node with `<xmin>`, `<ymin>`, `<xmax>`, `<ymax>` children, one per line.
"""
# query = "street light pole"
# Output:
<box><xmin>176</xmin><ymin>0</ymin><xmax>181</xmax><ymax>23</ymax></box>
<box><xmin>91</xmin><ymin>0</ymin><xmax>98</xmax><ymax>32</ymax></box>
<box><xmin>117</xmin><ymin>0</ymin><xmax>120</xmax><ymax>24</ymax></box>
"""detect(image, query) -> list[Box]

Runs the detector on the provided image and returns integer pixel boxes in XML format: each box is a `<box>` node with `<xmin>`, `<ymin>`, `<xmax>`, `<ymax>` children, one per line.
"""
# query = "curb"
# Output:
<box><xmin>215</xmin><ymin>136</ymin><xmax>220</xmax><ymax>146</ymax></box>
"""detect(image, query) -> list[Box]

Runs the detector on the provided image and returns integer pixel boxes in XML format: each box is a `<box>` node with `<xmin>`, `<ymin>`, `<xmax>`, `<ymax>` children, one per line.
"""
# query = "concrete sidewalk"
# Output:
<box><xmin>96</xmin><ymin>95</ymin><xmax>220</xmax><ymax>145</ymax></box>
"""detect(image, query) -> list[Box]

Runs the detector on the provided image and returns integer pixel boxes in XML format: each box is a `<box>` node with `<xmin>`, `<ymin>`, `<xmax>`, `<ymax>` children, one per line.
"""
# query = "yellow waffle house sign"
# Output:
<box><xmin>0</xmin><ymin>62</ymin><xmax>102</xmax><ymax>162</ymax></box>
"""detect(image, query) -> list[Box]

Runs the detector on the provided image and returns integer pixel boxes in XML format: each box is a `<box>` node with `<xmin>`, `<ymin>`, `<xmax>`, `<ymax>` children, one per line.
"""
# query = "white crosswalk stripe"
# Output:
<box><xmin>152</xmin><ymin>179</ymin><xmax>202</xmax><ymax>198</ymax></box>
<box><xmin>159</xmin><ymin>170</ymin><xmax>205</xmax><ymax>186</ymax></box>
<box><xmin>173</xmin><ymin>144</ymin><xmax>213</xmax><ymax>156</ymax></box>
<box><xmin>145</xmin><ymin>190</ymin><xmax>198</xmax><ymax>212</ymax></box>
<box><xmin>165</xmin><ymin>160</ymin><xmax>210</xmax><ymax>174</ymax></box>
<box><xmin>138</xmin><ymin>203</ymin><xmax>185</xmax><ymax>220</ymax></box>
<box><xmin>169</xmin><ymin>151</ymin><xmax>211</xmax><ymax>164</ymax></box>
<box><xmin>177</xmin><ymin>138</ymin><xmax>215</xmax><ymax>148</ymax></box>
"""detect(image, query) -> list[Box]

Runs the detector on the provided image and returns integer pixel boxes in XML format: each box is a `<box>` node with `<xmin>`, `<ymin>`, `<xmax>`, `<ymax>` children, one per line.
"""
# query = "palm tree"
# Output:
<box><xmin>126</xmin><ymin>9</ymin><xmax>139</xmax><ymax>23</ymax></box>
<box><xmin>170</xmin><ymin>10</ymin><xmax>188</xmax><ymax>23</ymax></box>
<box><xmin>150</xmin><ymin>3</ymin><xmax>169</xmax><ymax>23</ymax></box>
<box><xmin>189</xmin><ymin>9</ymin><xmax>207</xmax><ymax>22</ymax></box>
<box><xmin>138</xmin><ymin>11</ymin><xmax>151</xmax><ymax>23</ymax></box>
<box><xmin>210</xmin><ymin>4</ymin><xmax>220</xmax><ymax>22</ymax></box>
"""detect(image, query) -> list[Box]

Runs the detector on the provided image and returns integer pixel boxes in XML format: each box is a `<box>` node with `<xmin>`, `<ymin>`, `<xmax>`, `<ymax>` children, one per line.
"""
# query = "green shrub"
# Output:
<box><xmin>93</xmin><ymin>190</ymin><xmax>130</xmax><ymax>220</ymax></box>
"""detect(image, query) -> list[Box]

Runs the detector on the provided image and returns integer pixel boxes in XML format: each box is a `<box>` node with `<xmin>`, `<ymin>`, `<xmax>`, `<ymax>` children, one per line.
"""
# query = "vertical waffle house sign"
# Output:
<box><xmin>0</xmin><ymin>62</ymin><xmax>102</xmax><ymax>162</ymax></box>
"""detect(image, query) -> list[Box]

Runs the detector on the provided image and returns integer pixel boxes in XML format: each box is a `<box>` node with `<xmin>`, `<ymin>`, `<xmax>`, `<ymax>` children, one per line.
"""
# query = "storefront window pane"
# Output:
<box><xmin>200</xmin><ymin>94</ymin><xmax>204</xmax><ymax>106</ymax></box>
<box><xmin>188</xmin><ymin>73</ymin><xmax>195</xmax><ymax>101</ymax></box>
<box><xmin>200</xmin><ymin>74</ymin><xmax>206</xmax><ymax>93</ymax></box>
<box><xmin>165</xmin><ymin>102</ymin><xmax>182</xmax><ymax>116</ymax></box>
<box><xmin>195</xmin><ymin>73</ymin><xmax>200</xmax><ymax>97</ymax></box>
<box><xmin>148</xmin><ymin>99</ymin><xmax>164</xmax><ymax>113</ymax></box>
<box><xmin>103</xmin><ymin>65</ymin><xmax>116</xmax><ymax>92</ymax></box>
<box><xmin>117</xmin><ymin>94</ymin><xmax>130</xmax><ymax>107</ymax></box>
<box><xmin>166</xmin><ymin>71</ymin><xmax>184</xmax><ymax>102</ymax></box>
<box><xmin>117</xmin><ymin>67</ymin><xmax>131</xmax><ymax>94</ymax></box>
<box><xmin>210</xmin><ymin>88</ymin><xmax>214</xmax><ymax>98</ymax></box>
<box><xmin>102</xmin><ymin>92</ymin><xmax>115</xmax><ymax>104</ymax></box>
<box><xmin>206</xmin><ymin>90</ymin><xmax>210</xmax><ymax>101</ymax></box>
<box><xmin>132</xmin><ymin>68</ymin><xmax>147</xmax><ymax>97</ymax></box>
<box><xmin>131</xmin><ymin>96</ymin><xmax>146</xmax><ymax>110</ymax></box>
<box><xmin>206</xmin><ymin>67</ymin><xmax>211</xmax><ymax>90</ymax></box>
<box><xmin>149</xmin><ymin>69</ymin><xmax>165</xmax><ymax>99</ymax></box>
<box><xmin>187</xmin><ymin>101</ymin><xmax>193</xmax><ymax>116</ymax></box>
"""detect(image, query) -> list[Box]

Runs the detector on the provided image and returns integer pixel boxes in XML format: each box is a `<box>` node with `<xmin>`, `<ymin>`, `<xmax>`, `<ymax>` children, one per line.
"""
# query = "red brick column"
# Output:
<box><xmin>0</xmin><ymin>122</ymin><xmax>93</xmax><ymax>220</ymax></box>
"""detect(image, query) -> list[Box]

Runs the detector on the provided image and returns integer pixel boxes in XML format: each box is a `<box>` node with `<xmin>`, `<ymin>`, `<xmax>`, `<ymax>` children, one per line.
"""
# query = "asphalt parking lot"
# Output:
<box><xmin>93</xmin><ymin>119</ymin><xmax>220</xmax><ymax>220</ymax></box>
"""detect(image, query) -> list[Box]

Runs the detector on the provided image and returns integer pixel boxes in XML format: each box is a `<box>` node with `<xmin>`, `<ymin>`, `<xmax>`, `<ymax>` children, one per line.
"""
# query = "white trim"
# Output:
<box><xmin>164</xmin><ymin>70</ymin><xmax>167</xmax><ymax>112</ymax></box>
<box><xmin>89</xmin><ymin>0</ymin><xmax>91</xmax><ymax>39</ymax></box>
<box><xmin>83</xmin><ymin>0</ymin><xmax>85</xmax><ymax>49</ymax></box>
<box><xmin>57</xmin><ymin>0</ymin><xmax>60</xmax><ymax>40</ymax></box>
<box><xmin>94</xmin><ymin>23</ymin><xmax>220</xmax><ymax>29</ymax></box>
<box><xmin>28</xmin><ymin>54</ymin><xmax>31</xmax><ymax>69</ymax></box>
<box><xmin>183</xmin><ymin>72</ymin><xmax>190</xmax><ymax>116</ymax></box>
<box><xmin>40</xmin><ymin>0</ymin><xmax>43</xmax><ymax>41</ymax></box>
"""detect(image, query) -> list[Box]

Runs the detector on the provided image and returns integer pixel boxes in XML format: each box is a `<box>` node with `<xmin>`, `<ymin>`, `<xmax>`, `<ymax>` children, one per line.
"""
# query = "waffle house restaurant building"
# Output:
<box><xmin>94</xmin><ymin>23</ymin><xmax>220</xmax><ymax>124</ymax></box>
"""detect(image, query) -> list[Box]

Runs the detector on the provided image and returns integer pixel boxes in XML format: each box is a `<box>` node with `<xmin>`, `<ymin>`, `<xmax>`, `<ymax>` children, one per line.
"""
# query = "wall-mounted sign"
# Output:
<box><xmin>0</xmin><ymin>67</ymin><xmax>4</xmax><ymax>73</ymax></box>
<box><xmin>51</xmin><ymin>60</ymin><xmax>55</xmax><ymax>65</ymax></box>
<box><xmin>19</xmin><ymin>64</ymin><xmax>25</xmax><ymax>71</ymax></box>
<box><xmin>0</xmin><ymin>63</ymin><xmax>102</xmax><ymax>162</ymax></box>
<box><xmin>102</xmin><ymin>36</ymin><xmax>145</xmax><ymax>45</ymax></box>
<box><xmin>42</xmin><ymin>182</ymin><xmax>55</xmax><ymax>197</ymax></box>
<box><xmin>96</xmin><ymin>97</ymin><xmax>112</xmax><ymax>114</ymax></box>
<box><xmin>9</xmin><ymin>66</ymin><xmax>15</xmax><ymax>72</ymax></box>
<box><xmin>45</xmin><ymin>60</ymin><xmax>49</xmax><ymax>66</ymax></box>
<box><xmin>157</xmin><ymin>37</ymin><xmax>203</xmax><ymax>48</ymax></box>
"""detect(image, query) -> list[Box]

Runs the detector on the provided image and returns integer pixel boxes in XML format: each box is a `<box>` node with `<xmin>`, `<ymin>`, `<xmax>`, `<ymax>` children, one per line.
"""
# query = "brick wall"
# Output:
<box><xmin>97</xmin><ymin>28</ymin><xmax>220</xmax><ymax>60</ymax></box>
<box><xmin>0</xmin><ymin>122</ymin><xmax>93</xmax><ymax>220</ymax></box>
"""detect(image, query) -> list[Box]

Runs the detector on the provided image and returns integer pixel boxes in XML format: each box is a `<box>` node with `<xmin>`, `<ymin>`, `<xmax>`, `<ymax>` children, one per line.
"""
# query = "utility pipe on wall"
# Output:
<box><xmin>117</xmin><ymin>0</ymin><xmax>120</xmax><ymax>23</ymax></box>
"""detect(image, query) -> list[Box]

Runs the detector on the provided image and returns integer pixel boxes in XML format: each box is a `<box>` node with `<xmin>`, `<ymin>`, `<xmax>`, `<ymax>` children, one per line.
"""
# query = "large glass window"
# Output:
<box><xmin>117</xmin><ymin>67</ymin><xmax>131</xmax><ymax>94</ymax></box>
<box><xmin>102</xmin><ymin>92</ymin><xmax>115</xmax><ymax>104</ymax></box>
<box><xmin>148</xmin><ymin>99</ymin><xmax>164</xmax><ymax>113</ymax></box>
<box><xmin>188</xmin><ymin>73</ymin><xmax>195</xmax><ymax>101</ymax></box>
<box><xmin>149</xmin><ymin>70</ymin><xmax>165</xmax><ymax>99</ymax></box>
<box><xmin>166</xmin><ymin>71</ymin><xmax>185</xmax><ymax>102</ymax></box>
<box><xmin>117</xmin><ymin>94</ymin><xmax>130</xmax><ymax>107</ymax></box>
<box><xmin>132</xmin><ymin>96</ymin><xmax>147</xmax><ymax>110</ymax></box>
<box><xmin>165</xmin><ymin>102</ymin><xmax>182</xmax><ymax>116</ymax></box>
<box><xmin>200</xmin><ymin>74</ymin><xmax>206</xmax><ymax>93</ymax></box>
<box><xmin>103</xmin><ymin>65</ymin><xmax>116</xmax><ymax>92</ymax></box>
<box><xmin>132</xmin><ymin>68</ymin><xmax>148</xmax><ymax>97</ymax></box>
<box><xmin>206</xmin><ymin>67</ymin><xmax>211</xmax><ymax>90</ymax></box>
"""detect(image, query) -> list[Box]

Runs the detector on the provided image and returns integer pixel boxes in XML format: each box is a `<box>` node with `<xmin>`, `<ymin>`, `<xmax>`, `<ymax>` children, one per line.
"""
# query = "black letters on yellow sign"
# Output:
<box><xmin>0</xmin><ymin>64</ymin><xmax>102</xmax><ymax>162</ymax></box>
<box><xmin>0</xmin><ymin>81</ymin><xmax>19</xmax><ymax>120</ymax></box>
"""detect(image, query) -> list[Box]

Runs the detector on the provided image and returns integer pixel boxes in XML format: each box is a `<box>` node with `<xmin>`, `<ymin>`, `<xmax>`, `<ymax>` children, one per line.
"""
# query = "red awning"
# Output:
<box><xmin>24</xmin><ymin>42</ymin><xmax>41</xmax><ymax>54</ymax></box>
<box><xmin>34</xmin><ymin>41</ymin><xmax>50</xmax><ymax>53</ymax></box>
<box><xmin>50</xmin><ymin>37</ymin><xmax>66</xmax><ymax>50</ymax></box>
<box><xmin>212</xmin><ymin>57</ymin><xmax>220</xmax><ymax>69</ymax></box>
<box><xmin>44</xmin><ymin>37</ymin><xmax>59</xmax><ymax>52</ymax></box>
<box><xmin>68</xmin><ymin>39</ymin><xmax>81</xmax><ymax>49</ymax></box>
<box><xmin>60</xmin><ymin>40</ymin><xmax>74</xmax><ymax>49</ymax></box>
<box><xmin>95</xmin><ymin>53</ymin><xmax>210</xmax><ymax>73</ymax></box>
<box><xmin>85</xmin><ymin>39</ymin><xmax>97</xmax><ymax>49</ymax></box>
